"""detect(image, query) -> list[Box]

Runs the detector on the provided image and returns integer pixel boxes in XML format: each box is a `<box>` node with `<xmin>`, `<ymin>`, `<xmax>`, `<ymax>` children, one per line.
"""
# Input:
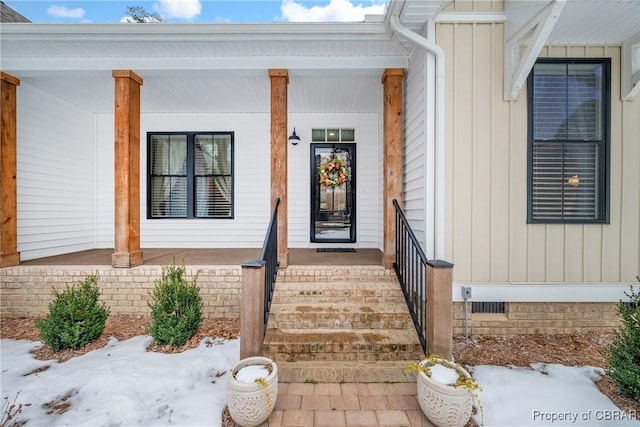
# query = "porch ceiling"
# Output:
<box><xmin>19</xmin><ymin>72</ymin><xmax>384</xmax><ymax>115</ymax></box>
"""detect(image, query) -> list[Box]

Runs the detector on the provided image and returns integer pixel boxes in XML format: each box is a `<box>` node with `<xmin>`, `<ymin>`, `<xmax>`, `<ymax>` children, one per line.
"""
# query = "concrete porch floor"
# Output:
<box><xmin>18</xmin><ymin>248</ymin><xmax>383</xmax><ymax>266</ymax></box>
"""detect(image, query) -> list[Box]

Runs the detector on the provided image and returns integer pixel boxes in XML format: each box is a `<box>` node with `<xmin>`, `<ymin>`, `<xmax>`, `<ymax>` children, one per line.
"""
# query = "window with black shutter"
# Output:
<box><xmin>527</xmin><ymin>59</ymin><xmax>610</xmax><ymax>224</ymax></box>
<box><xmin>147</xmin><ymin>132</ymin><xmax>233</xmax><ymax>219</ymax></box>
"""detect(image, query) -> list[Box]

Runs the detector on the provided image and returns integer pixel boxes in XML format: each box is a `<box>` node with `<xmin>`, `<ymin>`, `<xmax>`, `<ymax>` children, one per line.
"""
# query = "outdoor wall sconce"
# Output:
<box><xmin>288</xmin><ymin>128</ymin><xmax>301</xmax><ymax>145</ymax></box>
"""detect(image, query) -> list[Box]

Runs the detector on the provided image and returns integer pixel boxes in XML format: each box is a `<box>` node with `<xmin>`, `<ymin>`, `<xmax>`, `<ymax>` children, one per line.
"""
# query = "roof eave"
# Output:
<box><xmin>0</xmin><ymin>21</ymin><xmax>393</xmax><ymax>42</ymax></box>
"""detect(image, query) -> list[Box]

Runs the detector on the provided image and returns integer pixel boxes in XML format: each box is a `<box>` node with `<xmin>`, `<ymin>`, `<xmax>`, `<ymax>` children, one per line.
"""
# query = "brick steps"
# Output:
<box><xmin>271</xmin><ymin>281</ymin><xmax>406</xmax><ymax>304</ymax></box>
<box><xmin>264</xmin><ymin>328</ymin><xmax>423</xmax><ymax>362</ymax></box>
<box><xmin>264</xmin><ymin>266</ymin><xmax>424</xmax><ymax>383</ymax></box>
<box><xmin>275</xmin><ymin>360</ymin><xmax>420</xmax><ymax>383</ymax></box>
<box><xmin>268</xmin><ymin>302</ymin><xmax>413</xmax><ymax>330</ymax></box>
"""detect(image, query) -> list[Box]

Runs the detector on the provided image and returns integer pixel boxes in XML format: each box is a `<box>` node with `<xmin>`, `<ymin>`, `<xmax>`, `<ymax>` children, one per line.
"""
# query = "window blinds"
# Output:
<box><xmin>530</xmin><ymin>61</ymin><xmax>606</xmax><ymax>222</ymax></box>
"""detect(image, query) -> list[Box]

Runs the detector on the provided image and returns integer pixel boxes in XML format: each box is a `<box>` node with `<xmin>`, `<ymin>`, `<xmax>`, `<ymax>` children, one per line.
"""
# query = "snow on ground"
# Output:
<box><xmin>1</xmin><ymin>337</ymin><xmax>238</xmax><ymax>427</ymax></box>
<box><xmin>1</xmin><ymin>336</ymin><xmax>639</xmax><ymax>427</ymax></box>
<box><xmin>471</xmin><ymin>364</ymin><xmax>639</xmax><ymax>426</ymax></box>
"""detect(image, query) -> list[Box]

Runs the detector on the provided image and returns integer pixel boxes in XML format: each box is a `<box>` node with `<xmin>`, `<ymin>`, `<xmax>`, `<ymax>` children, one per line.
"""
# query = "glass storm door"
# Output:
<box><xmin>311</xmin><ymin>144</ymin><xmax>356</xmax><ymax>243</ymax></box>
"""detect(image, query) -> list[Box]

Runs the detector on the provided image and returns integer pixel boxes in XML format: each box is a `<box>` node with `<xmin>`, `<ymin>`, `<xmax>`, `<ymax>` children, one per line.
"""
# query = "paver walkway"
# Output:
<box><xmin>259</xmin><ymin>382</ymin><xmax>434</xmax><ymax>427</ymax></box>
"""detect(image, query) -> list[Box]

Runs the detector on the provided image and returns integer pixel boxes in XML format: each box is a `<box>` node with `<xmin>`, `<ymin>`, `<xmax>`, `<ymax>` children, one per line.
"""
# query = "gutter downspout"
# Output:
<box><xmin>390</xmin><ymin>14</ymin><xmax>446</xmax><ymax>260</ymax></box>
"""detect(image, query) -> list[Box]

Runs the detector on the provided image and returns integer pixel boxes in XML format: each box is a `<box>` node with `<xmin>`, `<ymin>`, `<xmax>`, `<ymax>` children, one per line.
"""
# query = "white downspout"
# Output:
<box><xmin>390</xmin><ymin>14</ymin><xmax>446</xmax><ymax>260</ymax></box>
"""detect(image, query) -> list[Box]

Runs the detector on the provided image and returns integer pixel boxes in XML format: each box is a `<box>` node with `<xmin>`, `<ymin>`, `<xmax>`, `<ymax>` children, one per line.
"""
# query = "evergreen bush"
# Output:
<box><xmin>36</xmin><ymin>275</ymin><xmax>109</xmax><ymax>351</ymax></box>
<box><xmin>606</xmin><ymin>277</ymin><xmax>640</xmax><ymax>403</ymax></box>
<box><xmin>148</xmin><ymin>263</ymin><xmax>203</xmax><ymax>346</ymax></box>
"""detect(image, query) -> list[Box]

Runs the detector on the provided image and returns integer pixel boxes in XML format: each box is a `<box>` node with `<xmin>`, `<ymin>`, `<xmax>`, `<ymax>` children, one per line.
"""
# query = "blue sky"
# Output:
<box><xmin>6</xmin><ymin>0</ymin><xmax>389</xmax><ymax>23</ymax></box>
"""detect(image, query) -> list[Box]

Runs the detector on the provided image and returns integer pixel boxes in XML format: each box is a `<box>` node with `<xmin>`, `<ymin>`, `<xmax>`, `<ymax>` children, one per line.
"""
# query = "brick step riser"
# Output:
<box><xmin>277</xmin><ymin>277</ymin><xmax>398</xmax><ymax>284</ymax></box>
<box><xmin>277</xmin><ymin>269</ymin><xmax>397</xmax><ymax>284</ymax></box>
<box><xmin>273</xmin><ymin>281</ymin><xmax>400</xmax><ymax>290</ymax></box>
<box><xmin>264</xmin><ymin>351</ymin><xmax>424</xmax><ymax>363</ymax></box>
<box><xmin>271</xmin><ymin>296</ymin><xmax>406</xmax><ymax>306</ymax></box>
<box><xmin>276</xmin><ymin>363</ymin><xmax>418</xmax><ymax>383</ymax></box>
<box><xmin>267</xmin><ymin>316</ymin><xmax>413</xmax><ymax>330</ymax></box>
<box><xmin>272</xmin><ymin>287</ymin><xmax>407</xmax><ymax>299</ymax></box>
<box><xmin>263</xmin><ymin>328</ymin><xmax>424</xmax><ymax>363</ymax></box>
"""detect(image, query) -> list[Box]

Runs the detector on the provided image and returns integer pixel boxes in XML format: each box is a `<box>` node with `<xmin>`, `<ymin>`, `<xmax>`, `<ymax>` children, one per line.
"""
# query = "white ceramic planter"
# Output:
<box><xmin>416</xmin><ymin>358</ymin><xmax>474</xmax><ymax>427</ymax></box>
<box><xmin>226</xmin><ymin>356</ymin><xmax>278</xmax><ymax>427</ymax></box>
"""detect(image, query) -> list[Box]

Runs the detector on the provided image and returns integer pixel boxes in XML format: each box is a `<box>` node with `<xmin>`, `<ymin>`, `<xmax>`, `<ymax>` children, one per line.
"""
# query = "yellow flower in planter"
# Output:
<box><xmin>404</xmin><ymin>354</ymin><xmax>483</xmax><ymax>427</ymax></box>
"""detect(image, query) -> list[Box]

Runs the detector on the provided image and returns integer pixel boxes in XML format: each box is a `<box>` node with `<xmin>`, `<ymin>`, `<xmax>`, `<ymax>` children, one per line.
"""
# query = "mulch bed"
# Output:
<box><xmin>0</xmin><ymin>315</ymin><xmax>239</xmax><ymax>363</ymax></box>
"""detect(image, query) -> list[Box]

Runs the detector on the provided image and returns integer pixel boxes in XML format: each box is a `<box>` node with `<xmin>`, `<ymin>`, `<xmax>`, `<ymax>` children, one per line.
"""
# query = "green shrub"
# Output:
<box><xmin>36</xmin><ymin>275</ymin><xmax>109</xmax><ymax>351</ymax></box>
<box><xmin>606</xmin><ymin>277</ymin><xmax>640</xmax><ymax>403</ymax></box>
<box><xmin>148</xmin><ymin>263</ymin><xmax>203</xmax><ymax>346</ymax></box>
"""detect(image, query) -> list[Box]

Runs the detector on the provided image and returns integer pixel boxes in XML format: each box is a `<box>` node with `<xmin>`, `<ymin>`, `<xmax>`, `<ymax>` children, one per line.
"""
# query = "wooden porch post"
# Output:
<box><xmin>0</xmin><ymin>72</ymin><xmax>21</xmax><ymax>267</ymax></box>
<box><xmin>240</xmin><ymin>260</ymin><xmax>266</xmax><ymax>359</ymax></box>
<box><xmin>111</xmin><ymin>70</ymin><xmax>143</xmax><ymax>268</ymax></box>
<box><xmin>269</xmin><ymin>69</ymin><xmax>289</xmax><ymax>268</ymax></box>
<box><xmin>426</xmin><ymin>260</ymin><xmax>454</xmax><ymax>360</ymax></box>
<box><xmin>382</xmin><ymin>68</ymin><xmax>405</xmax><ymax>268</ymax></box>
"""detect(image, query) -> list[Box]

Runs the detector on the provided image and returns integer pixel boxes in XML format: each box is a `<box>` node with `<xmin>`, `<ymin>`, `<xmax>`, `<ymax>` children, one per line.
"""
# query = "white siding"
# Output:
<box><xmin>400</xmin><ymin>23</ymin><xmax>439</xmax><ymax>259</ymax></box>
<box><xmin>18</xmin><ymin>73</ymin><xmax>386</xmax><ymax>253</ymax></box>
<box><xmin>403</xmin><ymin>45</ymin><xmax>427</xmax><ymax>250</ymax></box>
<box><xmin>16</xmin><ymin>83</ymin><xmax>96</xmax><ymax>260</ymax></box>
<box><xmin>96</xmin><ymin>111</ymin><xmax>383</xmax><ymax>249</ymax></box>
<box><xmin>94</xmin><ymin>114</ymin><xmax>114</xmax><ymax>248</ymax></box>
<box><xmin>402</xmin><ymin>20</ymin><xmax>437</xmax><ymax>258</ymax></box>
<box><xmin>96</xmin><ymin>113</ymin><xmax>272</xmax><ymax>248</ymax></box>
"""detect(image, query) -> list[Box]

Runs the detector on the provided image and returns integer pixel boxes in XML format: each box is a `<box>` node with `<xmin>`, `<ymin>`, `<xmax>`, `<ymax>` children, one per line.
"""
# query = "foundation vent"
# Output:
<box><xmin>472</xmin><ymin>301</ymin><xmax>506</xmax><ymax>314</ymax></box>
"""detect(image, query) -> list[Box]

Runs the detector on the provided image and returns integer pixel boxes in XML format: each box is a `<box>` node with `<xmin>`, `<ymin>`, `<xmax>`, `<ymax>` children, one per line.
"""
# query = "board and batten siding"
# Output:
<box><xmin>437</xmin><ymin>21</ymin><xmax>640</xmax><ymax>284</ymax></box>
<box><xmin>443</xmin><ymin>0</ymin><xmax>504</xmax><ymax>12</ymax></box>
<box><xmin>16</xmin><ymin>83</ymin><xmax>97</xmax><ymax>261</ymax></box>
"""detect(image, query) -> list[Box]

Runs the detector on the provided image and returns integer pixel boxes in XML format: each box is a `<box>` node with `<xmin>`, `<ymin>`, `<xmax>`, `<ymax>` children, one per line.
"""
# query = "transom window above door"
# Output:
<box><xmin>312</xmin><ymin>128</ymin><xmax>355</xmax><ymax>142</ymax></box>
<box><xmin>147</xmin><ymin>132</ymin><xmax>234</xmax><ymax>219</ymax></box>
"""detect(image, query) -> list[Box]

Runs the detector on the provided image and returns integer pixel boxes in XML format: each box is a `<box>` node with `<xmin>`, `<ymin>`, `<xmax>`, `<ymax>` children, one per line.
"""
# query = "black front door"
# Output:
<box><xmin>311</xmin><ymin>144</ymin><xmax>356</xmax><ymax>243</ymax></box>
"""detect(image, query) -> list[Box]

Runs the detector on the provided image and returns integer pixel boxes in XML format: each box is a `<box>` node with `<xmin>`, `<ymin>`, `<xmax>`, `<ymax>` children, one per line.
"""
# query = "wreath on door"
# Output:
<box><xmin>319</xmin><ymin>158</ymin><xmax>349</xmax><ymax>188</ymax></box>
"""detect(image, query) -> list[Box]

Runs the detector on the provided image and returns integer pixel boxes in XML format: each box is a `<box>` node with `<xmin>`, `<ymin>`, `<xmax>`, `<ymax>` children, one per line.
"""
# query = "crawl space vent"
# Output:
<box><xmin>472</xmin><ymin>301</ymin><xmax>506</xmax><ymax>314</ymax></box>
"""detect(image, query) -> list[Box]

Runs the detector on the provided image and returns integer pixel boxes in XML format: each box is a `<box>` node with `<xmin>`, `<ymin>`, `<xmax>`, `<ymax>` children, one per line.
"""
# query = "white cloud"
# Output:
<box><xmin>46</xmin><ymin>5</ymin><xmax>85</xmax><ymax>19</ymax></box>
<box><xmin>153</xmin><ymin>0</ymin><xmax>201</xmax><ymax>20</ymax></box>
<box><xmin>280</xmin><ymin>0</ymin><xmax>387</xmax><ymax>22</ymax></box>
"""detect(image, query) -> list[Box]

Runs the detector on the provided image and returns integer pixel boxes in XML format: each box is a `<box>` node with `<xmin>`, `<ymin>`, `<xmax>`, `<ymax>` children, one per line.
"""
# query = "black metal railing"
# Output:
<box><xmin>260</xmin><ymin>197</ymin><xmax>280</xmax><ymax>335</ymax></box>
<box><xmin>392</xmin><ymin>199</ymin><xmax>428</xmax><ymax>353</ymax></box>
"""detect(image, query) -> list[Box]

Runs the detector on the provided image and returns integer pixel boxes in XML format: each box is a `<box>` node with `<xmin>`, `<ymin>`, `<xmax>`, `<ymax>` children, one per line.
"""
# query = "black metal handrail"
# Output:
<box><xmin>260</xmin><ymin>197</ymin><xmax>280</xmax><ymax>335</ymax></box>
<box><xmin>392</xmin><ymin>199</ymin><xmax>428</xmax><ymax>354</ymax></box>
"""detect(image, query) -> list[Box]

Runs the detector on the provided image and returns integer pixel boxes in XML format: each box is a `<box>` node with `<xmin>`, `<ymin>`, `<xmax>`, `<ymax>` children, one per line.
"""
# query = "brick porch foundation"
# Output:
<box><xmin>0</xmin><ymin>265</ymin><xmax>241</xmax><ymax>318</ymax></box>
<box><xmin>0</xmin><ymin>265</ymin><xmax>622</xmax><ymax>335</ymax></box>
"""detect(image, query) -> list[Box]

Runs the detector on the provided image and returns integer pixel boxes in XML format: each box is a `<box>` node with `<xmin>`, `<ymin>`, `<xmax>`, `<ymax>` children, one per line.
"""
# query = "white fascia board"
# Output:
<box><xmin>453</xmin><ymin>283</ymin><xmax>636</xmax><ymax>303</ymax></box>
<box><xmin>0</xmin><ymin>22</ymin><xmax>391</xmax><ymax>42</ymax></box>
<box><xmin>1</xmin><ymin>56</ymin><xmax>409</xmax><ymax>74</ymax></box>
